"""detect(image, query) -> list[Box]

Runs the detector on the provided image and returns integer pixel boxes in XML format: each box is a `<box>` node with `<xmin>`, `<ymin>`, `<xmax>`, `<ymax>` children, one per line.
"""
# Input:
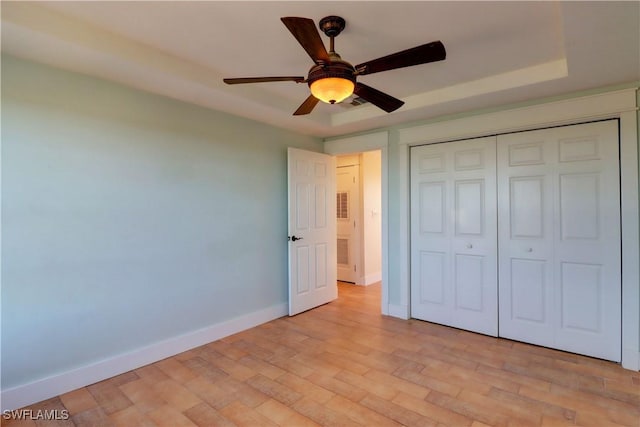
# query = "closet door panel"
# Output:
<box><xmin>498</xmin><ymin>120</ymin><xmax>621</xmax><ymax>361</ymax></box>
<box><xmin>411</xmin><ymin>137</ymin><xmax>497</xmax><ymax>336</ymax></box>
<box><xmin>552</xmin><ymin>121</ymin><xmax>621</xmax><ymax>361</ymax></box>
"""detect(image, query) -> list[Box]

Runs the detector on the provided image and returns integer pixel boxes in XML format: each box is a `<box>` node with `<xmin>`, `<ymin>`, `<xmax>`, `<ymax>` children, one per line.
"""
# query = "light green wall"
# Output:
<box><xmin>386</xmin><ymin>130</ymin><xmax>403</xmax><ymax>304</ymax></box>
<box><xmin>1</xmin><ymin>55</ymin><xmax>322</xmax><ymax>389</ymax></box>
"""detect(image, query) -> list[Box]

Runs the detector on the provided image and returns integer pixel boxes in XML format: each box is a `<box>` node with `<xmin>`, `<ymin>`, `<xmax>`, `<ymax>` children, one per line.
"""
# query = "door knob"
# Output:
<box><xmin>290</xmin><ymin>235</ymin><xmax>303</xmax><ymax>242</ymax></box>
<box><xmin>466</xmin><ymin>243</ymin><xmax>473</xmax><ymax>249</ymax></box>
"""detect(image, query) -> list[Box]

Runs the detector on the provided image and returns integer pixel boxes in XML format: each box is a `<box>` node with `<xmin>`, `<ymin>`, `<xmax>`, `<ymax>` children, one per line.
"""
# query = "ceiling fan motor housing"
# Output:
<box><xmin>307</xmin><ymin>56</ymin><xmax>356</xmax><ymax>104</ymax></box>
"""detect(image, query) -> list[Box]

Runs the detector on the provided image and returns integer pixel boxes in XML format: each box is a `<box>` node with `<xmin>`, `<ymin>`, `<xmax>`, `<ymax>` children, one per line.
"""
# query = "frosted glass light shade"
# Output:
<box><xmin>310</xmin><ymin>77</ymin><xmax>355</xmax><ymax>104</ymax></box>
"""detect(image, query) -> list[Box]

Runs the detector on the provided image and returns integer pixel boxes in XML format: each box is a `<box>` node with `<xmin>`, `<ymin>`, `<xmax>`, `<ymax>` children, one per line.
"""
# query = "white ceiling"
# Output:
<box><xmin>2</xmin><ymin>1</ymin><xmax>639</xmax><ymax>138</ymax></box>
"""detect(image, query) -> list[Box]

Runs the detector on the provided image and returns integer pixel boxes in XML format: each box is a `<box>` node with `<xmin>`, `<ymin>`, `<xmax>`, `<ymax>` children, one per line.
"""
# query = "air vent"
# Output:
<box><xmin>350</xmin><ymin>96</ymin><xmax>369</xmax><ymax>106</ymax></box>
<box><xmin>340</xmin><ymin>96</ymin><xmax>370</xmax><ymax>108</ymax></box>
<box><xmin>337</xmin><ymin>192</ymin><xmax>349</xmax><ymax>219</ymax></box>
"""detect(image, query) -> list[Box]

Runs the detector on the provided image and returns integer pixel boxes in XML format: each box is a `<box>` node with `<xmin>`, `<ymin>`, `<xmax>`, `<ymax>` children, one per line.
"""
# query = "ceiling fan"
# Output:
<box><xmin>223</xmin><ymin>16</ymin><xmax>446</xmax><ymax>115</ymax></box>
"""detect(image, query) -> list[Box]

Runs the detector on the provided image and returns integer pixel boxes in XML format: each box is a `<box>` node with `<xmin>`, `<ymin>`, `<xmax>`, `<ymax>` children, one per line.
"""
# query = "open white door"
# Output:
<box><xmin>288</xmin><ymin>148</ymin><xmax>337</xmax><ymax>315</ymax></box>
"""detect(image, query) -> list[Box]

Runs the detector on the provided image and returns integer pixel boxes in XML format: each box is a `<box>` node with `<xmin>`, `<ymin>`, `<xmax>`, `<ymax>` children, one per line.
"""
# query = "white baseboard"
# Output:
<box><xmin>363</xmin><ymin>272</ymin><xmax>382</xmax><ymax>285</ymax></box>
<box><xmin>621</xmin><ymin>348</ymin><xmax>640</xmax><ymax>371</ymax></box>
<box><xmin>354</xmin><ymin>272</ymin><xmax>382</xmax><ymax>286</ymax></box>
<box><xmin>1</xmin><ymin>303</ymin><xmax>287</xmax><ymax>411</ymax></box>
<box><xmin>387</xmin><ymin>304</ymin><xmax>409</xmax><ymax>320</ymax></box>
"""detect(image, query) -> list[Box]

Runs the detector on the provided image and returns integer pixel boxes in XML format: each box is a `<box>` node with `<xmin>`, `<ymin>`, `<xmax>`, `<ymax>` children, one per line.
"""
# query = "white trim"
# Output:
<box><xmin>324</xmin><ymin>131</ymin><xmax>390</xmax><ymax>316</ymax></box>
<box><xmin>1</xmin><ymin>303</ymin><xmax>287</xmax><ymax>411</ymax></box>
<box><xmin>380</xmin><ymin>145</ymin><xmax>389</xmax><ymax>316</ymax></box>
<box><xmin>365</xmin><ymin>272</ymin><xmax>382</xmax><ymax>285</ymax></box>
<box><xmin>398</xmin><ymin>89</ymin><xmax>638</xmax><ymax>146</ymax></box>
<box><xmin>387</xmin><ymin>304</ymin><xmax>410</xmax><ymax>320</ymax></box>
<box><xmin>397</xmin><ymin>88</ymin><xmax>639</xmax><ymax>370</ymax></box>
<box><xmin>356</xmin><ymin>272</ymin><xmax>382</xmax><ymax>286</ymax></box>
<box><xmin>620</xmin><ymin>110</ymin><xmax>640</xmax><ymax>371</ymax></box>
<box><xmin>325</xmin><ymin>131</ymin><xmax>388</xmax><ymax>154</ymax></box>
<box><xmin>398</xmin><ymin>144</ymin><xmax>410</xmax><ymax>314</ymax></box>
<box><xmin>622</xmin><ymin>349</ymin><xmax>640</xmax><ymax>372</ymax></box>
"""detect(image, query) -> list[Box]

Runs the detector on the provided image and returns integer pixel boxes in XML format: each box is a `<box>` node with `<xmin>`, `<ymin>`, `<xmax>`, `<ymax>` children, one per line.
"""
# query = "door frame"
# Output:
<box><xmin>397</xmin><ymin>88</ymin><xmax>639</xmax><ymax>370</ymax></box>
<box><xmin>325</xmin><ymin>133</ymin><xmax>391</xmax><ymax>315</ymax></box>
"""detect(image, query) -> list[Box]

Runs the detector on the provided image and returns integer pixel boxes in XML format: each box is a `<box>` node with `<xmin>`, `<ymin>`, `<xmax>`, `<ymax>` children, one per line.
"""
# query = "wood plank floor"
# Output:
<box><xmin>4</xmin><ymin>282</ymin><xmax>639</xmax><ymax>426</ymax></box>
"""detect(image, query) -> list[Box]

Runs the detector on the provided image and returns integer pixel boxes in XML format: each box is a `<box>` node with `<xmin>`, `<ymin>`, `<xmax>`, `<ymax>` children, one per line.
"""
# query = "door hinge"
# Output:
<box><xmin>353</xmin><ymin>220</ymin><xmax>356</xmax><ymax>228</ymax></box>
<box><xmin>354</xmin><ymin>265</ymin><xmax>357</xmax><ymax>272</ymax></box>
<box><xmin>353</xmin><ymin>177</ymin><xmax>355</xmax><ymax>183</ymax></box>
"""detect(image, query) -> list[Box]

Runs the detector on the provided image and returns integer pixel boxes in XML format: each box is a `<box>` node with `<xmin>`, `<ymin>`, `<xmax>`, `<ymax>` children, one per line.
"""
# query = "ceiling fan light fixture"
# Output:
<box><xmin>310</xmin><ymin>77</ymin><xmax>355</xmax><ymax>104</ymax></box>
<box><xmin>307</xmin><ymin>59</ymin><xmax>356</xmax><ymax>104</ymax></box>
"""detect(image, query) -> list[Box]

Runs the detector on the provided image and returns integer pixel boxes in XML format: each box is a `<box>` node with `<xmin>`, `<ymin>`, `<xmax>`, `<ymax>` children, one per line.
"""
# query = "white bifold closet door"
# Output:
<box><xmin>410</xmin><ymin>136</ymin><xmax>498</xmax><ymax>336</ymax></box>
<box><xmin>498</xmin><ymin>120</ymin><xmax>621</xmax><ymax>362</ymax></box>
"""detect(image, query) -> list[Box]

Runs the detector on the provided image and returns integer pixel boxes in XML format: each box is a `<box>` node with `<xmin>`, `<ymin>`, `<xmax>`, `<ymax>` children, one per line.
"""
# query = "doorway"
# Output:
<box><xmin>336</xmin><ymin>151</ymin><xmax>382</xmax><ymax>286</ymax></box>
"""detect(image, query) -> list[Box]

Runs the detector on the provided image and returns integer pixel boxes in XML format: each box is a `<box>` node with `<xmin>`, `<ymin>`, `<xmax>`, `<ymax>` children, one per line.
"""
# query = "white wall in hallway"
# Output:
<box><xmin>361</xmin><ymin>150</ymin><xmax>382</xmax><ymax>285</ymax></box>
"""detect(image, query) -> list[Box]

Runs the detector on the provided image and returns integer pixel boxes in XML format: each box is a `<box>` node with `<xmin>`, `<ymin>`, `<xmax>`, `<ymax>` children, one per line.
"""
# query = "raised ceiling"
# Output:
<box><xmin>2</xmin><ymin>1</ymin><xmax>639</xmax><ymax>138</ymax></box>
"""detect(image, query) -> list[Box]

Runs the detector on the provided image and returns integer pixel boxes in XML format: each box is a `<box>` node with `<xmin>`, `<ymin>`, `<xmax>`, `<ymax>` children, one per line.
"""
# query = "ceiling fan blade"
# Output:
<box><xmin>293</xmin><ymin>95</ymin><xmax>320</xmax><ymax>115</ymax></box>
<box><xmin>281</xmin><ymin>17</ymin><xmax>330</xmax><ymax>64</ymax></box>
<box><xmin>354</xmin><ymin>83</ymin><xmax>404</xmax><ymax>113</ymax></box>
<box><xmin>355</xmin><ymin>41</ymin><xmax>446</xmax><ymax>76</ymax></box>
<box><xmin>223</xmin><ymin>76</ymin><xmax>305</xmax><ymax>85</ymax></box>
